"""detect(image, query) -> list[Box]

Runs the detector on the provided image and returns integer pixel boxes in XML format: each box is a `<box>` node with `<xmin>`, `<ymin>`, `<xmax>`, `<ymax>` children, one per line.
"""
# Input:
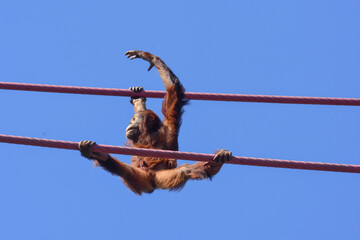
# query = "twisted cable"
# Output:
<box><xmin>1</xmin><ymin>81</ymin><xmax>359</xmax><ymax>106</ymax></box>
<box><xmin>0</xmin><ymin>134</ymin><xmax>359</xmax><ymax>174</ymax></box>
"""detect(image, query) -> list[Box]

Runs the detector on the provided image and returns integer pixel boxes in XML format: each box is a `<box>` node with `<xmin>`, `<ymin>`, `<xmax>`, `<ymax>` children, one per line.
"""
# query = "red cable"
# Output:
<box><xmin>0</xmin><ymin>134</ymin><xmax>359</xmax><ymax>174</ymax></box>
<box><xmin>1</xmin><ymin>81</ymin><xmax>359</xmax><ymax>106</ymax></box>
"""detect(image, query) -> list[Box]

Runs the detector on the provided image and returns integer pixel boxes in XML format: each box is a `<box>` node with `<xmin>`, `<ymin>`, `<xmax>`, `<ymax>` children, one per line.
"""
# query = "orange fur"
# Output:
<box><xmin>93</xmin><ymin>51</ymin><xmax>225</xmax><ymax>195</ymax></box>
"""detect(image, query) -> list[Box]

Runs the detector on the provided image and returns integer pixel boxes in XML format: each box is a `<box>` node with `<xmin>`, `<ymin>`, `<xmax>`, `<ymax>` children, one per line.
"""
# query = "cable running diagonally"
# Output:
<box><xmin>0</xmin><ymin>134</ymin><xmax>359</xmax><ymax>174</ymax></box>
<box><xmin>1</xmin><ymin>81</ymin><xmax>359</xmax><ymax>106</ymax></box>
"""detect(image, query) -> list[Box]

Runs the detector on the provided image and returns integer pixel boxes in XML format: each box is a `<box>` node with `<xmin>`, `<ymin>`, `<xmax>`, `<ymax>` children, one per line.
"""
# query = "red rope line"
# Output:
<box><xmin>1</xmin><ymin>81</ymin><xmax>359</xmax><ymax>106</ymax></box>
<box><xmin>1</xmin><ymin>134</ymin><xmax>359</xmax><ymax>174</ymax></box>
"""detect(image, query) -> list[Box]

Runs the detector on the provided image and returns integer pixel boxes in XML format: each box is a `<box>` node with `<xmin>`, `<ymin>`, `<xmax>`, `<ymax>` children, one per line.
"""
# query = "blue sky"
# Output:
<box><xmin>0</xmin><ymin>1</ymin><xmax>359</xmax><ymax>239</ymax></box>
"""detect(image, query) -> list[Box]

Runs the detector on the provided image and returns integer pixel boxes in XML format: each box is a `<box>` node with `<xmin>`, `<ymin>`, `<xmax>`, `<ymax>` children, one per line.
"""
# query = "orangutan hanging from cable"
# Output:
<box><xmin>78</xmin><ymin>50</ymin><xmax>232</xmax><ymax>195</ymax></box>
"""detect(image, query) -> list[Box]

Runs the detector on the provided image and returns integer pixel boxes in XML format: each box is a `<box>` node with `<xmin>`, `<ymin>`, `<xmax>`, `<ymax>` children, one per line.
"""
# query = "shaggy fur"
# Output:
<box><xmin>81</xmin><ymin>51</ymin><xmax>227</xmax><ymax>195</ymax></box>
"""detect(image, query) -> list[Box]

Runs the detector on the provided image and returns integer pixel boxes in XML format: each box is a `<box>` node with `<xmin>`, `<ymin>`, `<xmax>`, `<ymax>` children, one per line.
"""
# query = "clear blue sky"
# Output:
<box><xmin>0</xmin><ymin>1</ymin><xmax>359</xmax><ymax>239</ymax></box>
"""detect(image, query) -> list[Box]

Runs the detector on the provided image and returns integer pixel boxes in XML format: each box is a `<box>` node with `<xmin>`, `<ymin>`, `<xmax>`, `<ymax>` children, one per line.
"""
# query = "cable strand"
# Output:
<box><xmin>0</xmin><ymin>134</ymin><xmax>359</xmax><ymax>174</ymax></box>
<box><xmin>1</xmin><ymin>81</ymin><xmax>359</xmax><ymax>106</ymax></box>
